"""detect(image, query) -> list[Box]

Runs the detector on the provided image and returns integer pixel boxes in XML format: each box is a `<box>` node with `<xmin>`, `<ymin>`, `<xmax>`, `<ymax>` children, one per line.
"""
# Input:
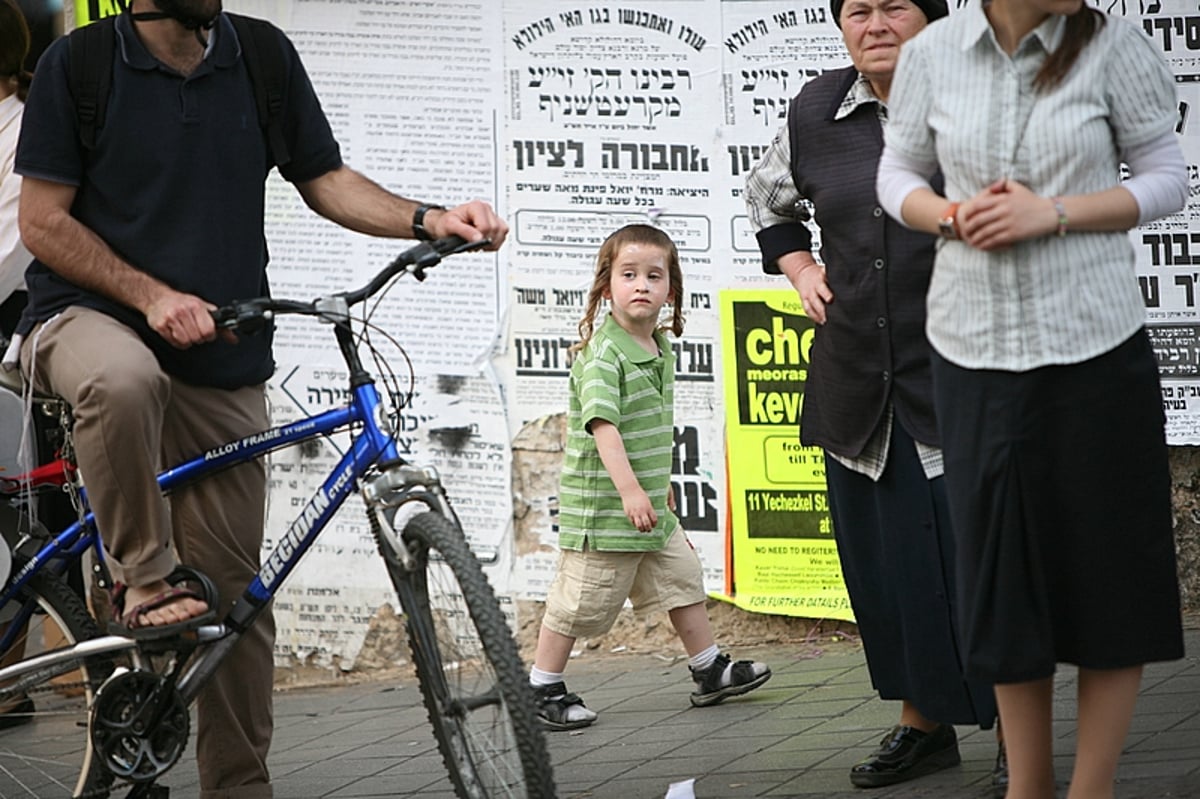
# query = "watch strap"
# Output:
<box><xmin>412</xmin><ymin>203</ymin><xmax>445</xmax><ymax>241</ymax></box>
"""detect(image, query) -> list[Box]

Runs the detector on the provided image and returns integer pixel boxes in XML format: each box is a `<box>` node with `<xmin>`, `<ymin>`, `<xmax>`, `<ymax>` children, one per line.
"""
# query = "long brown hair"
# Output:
<box><xmin>1034</xmin><ymin>5</ymin><xmax>1105</xmax><ymax>92</ymax></box>
<box><xmin>0</xmin><ymin>0</ymin><xmax>32</xmax><ymax>102</ymax></box>
<box><xmin>573</xmin><ymin>224</ymin><xmax>685</xmax><ymax>354</ymax></box>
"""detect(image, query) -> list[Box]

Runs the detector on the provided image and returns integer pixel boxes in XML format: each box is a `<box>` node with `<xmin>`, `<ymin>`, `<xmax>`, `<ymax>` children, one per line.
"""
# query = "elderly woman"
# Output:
<box><xmin>744</xmin><ymin>0</ymin><xmax>1002</xmax><ymax>789</ymax></box>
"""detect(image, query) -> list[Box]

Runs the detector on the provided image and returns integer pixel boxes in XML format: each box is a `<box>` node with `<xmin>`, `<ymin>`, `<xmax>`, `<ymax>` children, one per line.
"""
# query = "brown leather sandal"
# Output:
<box><xmin>109</xmin><ymin>569</ymin><xmax>218</xmax><ymax>641</ymax></box>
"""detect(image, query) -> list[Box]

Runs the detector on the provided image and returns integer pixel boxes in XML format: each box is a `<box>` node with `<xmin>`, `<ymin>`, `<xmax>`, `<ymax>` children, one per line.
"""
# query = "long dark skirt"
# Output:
<box><xmin>931</xmin><ymin>329</ymin><xmax>1184</xmax><ymax>684</ymax></box>
<box><xmin>826</xmin><ymin>422</ymin><xmax>997</xmax><ymax>727</ymax></box>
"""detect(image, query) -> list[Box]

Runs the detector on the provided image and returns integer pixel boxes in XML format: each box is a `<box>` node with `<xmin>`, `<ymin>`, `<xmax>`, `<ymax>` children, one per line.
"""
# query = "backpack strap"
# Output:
<box><xmin>228</xmin><ymin>13</ymin><xmax>291</xmax><ymax>167</ymax></box>
<box><xmin>68</xmin><ymin>17</ymin><xmax>117</xmax><ymax>151</ymax></box>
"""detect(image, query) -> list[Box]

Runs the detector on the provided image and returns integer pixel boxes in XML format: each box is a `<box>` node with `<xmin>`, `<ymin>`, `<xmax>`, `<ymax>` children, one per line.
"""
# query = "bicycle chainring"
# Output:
<box><xmin>90</xmin><ymin>669</ymin><xmax>190</xmax><ymax>783</ymax></box>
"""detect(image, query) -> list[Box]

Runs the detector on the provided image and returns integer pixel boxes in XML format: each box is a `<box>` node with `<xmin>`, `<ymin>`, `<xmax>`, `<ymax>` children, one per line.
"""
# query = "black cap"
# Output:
<box><xmin>830</xmin><ymin>0</ymin><xmax>949</xmax><ymax>27</ymax></box>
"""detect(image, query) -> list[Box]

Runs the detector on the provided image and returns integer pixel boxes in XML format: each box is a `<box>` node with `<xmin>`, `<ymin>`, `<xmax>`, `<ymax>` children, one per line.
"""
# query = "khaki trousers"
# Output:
<box><xmin>23</xmin><ymin>307</ymin><xmax>275</xmax><ymax>798</ymax></box>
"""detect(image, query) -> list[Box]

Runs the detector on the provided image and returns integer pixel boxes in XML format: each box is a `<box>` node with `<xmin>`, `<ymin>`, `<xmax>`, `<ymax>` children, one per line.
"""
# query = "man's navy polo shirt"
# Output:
<box><xmin>16</xmin><ymin>12</ymin><xmax>343</xmax><ymax>388</ymax></box>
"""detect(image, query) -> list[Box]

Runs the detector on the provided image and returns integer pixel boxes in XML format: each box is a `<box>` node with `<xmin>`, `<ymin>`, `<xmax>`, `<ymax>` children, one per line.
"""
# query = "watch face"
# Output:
<box><xmin>939</xmin><ymin>218</ymin><xmax>956</xmax><ymax>239</ymax></box>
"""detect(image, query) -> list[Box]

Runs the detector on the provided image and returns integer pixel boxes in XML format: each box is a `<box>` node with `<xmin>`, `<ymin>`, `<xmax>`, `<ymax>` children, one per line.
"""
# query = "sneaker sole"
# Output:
<box><xmin>689</xmin><ymin>668</ymin><xmax>772</xmax><ymax>707</ymax></box>
<box><xmin>848</xmin><ymin>746</ymin><xmax>962</xmax><ymax>788</ymax></box>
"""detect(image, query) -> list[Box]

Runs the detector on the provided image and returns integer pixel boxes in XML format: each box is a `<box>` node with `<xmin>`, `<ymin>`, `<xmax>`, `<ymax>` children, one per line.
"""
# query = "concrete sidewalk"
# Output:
<box><xmin>153</xmin><ymin>624</ymin><xmax>1200</xmax><ymax>798</ymax></box>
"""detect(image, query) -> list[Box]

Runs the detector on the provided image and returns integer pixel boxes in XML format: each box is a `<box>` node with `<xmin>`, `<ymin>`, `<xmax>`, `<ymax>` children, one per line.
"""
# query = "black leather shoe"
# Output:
<box><xmin>0</xmin><ymin>696</ymin><xmax>34</xmax><ymax>732</ymax></box>
<box><xmin>850</xmin><ymin>723</ymin><xmax>961</xmax><ymax>788</ymax></box>
<box><xmin>992</xmin><ymin>739</ymin><xmax>1008</xmax><ymax>794</ymax></box>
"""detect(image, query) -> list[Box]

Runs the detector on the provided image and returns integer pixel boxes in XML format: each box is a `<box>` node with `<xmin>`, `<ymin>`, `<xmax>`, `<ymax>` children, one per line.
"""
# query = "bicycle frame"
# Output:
<box><xmin>0</xmin><ymin>320</ymin><xmax>453</xmax><ymax>706</ymax></box>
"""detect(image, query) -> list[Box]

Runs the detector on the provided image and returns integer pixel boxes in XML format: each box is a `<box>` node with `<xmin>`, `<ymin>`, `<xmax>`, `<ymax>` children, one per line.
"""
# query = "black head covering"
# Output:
<box><xmin>830</xmin><ymin>0</ymin><xmax>948</xmax><ymax>27</ymax></box>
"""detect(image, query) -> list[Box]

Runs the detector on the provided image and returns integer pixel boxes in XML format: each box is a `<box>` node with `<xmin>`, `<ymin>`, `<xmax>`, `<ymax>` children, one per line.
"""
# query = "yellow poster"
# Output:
<box><xmin>76</xmin><ymin>0</ymin><xmax>128</xmax><ymax>27</ymax></box>
<box><xmin>717</xmin><ymin>289</ymin><xmax>853</xmax><ymax>621</ymax></box>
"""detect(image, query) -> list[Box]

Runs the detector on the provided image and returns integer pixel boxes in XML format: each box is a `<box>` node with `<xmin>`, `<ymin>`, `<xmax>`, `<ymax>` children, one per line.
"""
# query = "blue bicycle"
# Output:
<box><xmin>0</xmin><ymin>236</ymin><xmax>555</xmax><ymax>799</ymax></box>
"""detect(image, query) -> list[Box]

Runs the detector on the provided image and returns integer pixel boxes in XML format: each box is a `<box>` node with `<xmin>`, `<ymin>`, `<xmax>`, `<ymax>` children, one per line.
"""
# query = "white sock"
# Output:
<box><xmin>529</xmin><ymin>666</ymin><xmax>563</xmax><ymax>688</ymax></box>
<box><xmin>689</xmin><ymin>644</ymin><xmax>720</xmax><ymax>673</ymax></box>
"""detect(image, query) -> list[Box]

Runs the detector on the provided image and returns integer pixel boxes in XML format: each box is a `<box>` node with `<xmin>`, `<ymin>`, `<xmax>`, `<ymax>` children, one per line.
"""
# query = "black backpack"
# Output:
<box><xmin>67</xmin><ymin>12</ymin><xmax>291</xmax><ymax>166</ymax></box>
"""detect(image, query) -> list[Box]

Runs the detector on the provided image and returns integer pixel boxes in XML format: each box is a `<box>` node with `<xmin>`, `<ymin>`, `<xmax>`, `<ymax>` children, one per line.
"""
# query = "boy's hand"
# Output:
<box><xmin>621</xmin><ymin>489</ymin><xmax>658</xmax><ymax>532</ymax></box>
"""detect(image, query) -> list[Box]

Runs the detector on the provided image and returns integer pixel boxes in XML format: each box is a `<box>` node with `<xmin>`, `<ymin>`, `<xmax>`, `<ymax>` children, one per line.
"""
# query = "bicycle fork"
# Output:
<box><xmin>361</xmin><ymin>463</ymin><xmax>459</xmax><ymax>571</ymax></box>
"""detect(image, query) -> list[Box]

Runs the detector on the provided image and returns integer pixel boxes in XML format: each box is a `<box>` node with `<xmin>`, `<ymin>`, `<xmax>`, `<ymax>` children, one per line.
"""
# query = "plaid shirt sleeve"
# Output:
<box><xmin>745</xmin><ymin>125</ymin><xmax>801</xmax><ymax>230</ymax></box>
<box><xmin>744</xmin><ymin>123</ymin><xmax>815</xmax><ymax>274</ymax></box>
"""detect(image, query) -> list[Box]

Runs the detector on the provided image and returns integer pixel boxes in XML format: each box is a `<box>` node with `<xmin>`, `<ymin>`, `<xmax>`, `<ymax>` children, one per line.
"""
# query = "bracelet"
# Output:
<box><xmin>938</xmin><ymin>202</ymin><xmax>961</xmax><ymax>240</ymax></box>
<box><xmin>1052</xmin><ymin>197</ymin><xmax>1068</xmax><ymax>238</ymax></box>
<box><xmin>412</xmin><ymin>203</ymin><xmax>445</xmax><ymax>241</ymax></box>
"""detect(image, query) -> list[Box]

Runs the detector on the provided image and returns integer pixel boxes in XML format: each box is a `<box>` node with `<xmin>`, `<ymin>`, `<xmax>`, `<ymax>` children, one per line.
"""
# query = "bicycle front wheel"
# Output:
<box><xmin>385</xmin><ymin>510</ymin><xmax>555</xmax><ymax>799</ymax></box>
<box><xmin>0</xmin><ymin>564</ymin><xmax>113</xmax><ymax>799</ymax></box>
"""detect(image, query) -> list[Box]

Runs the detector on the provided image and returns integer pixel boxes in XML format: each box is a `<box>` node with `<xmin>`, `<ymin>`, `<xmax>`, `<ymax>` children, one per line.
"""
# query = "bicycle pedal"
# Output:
<box><xmin>128</xmin><ymin>784</ymin><xmax>169</xmax><ymax>798</ymax></box>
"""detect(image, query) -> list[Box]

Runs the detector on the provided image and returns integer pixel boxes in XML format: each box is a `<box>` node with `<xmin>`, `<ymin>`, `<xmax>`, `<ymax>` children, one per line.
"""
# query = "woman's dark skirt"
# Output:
<box><xmin>931</xmin><ymin>329</ymin><xmax>1184</xmax><ymax>684</ymax></box>
<box><xmin>825</xmin><ymin>421</ymin><xmax>997</xmax><ymax>727</ymax></box>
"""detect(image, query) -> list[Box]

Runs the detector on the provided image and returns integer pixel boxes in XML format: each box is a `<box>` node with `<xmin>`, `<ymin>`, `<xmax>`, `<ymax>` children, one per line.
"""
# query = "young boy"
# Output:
<box><xmin>531</xmin><ymin>224</ymin><xmax>770</xmax><ymax>730</ymax></box>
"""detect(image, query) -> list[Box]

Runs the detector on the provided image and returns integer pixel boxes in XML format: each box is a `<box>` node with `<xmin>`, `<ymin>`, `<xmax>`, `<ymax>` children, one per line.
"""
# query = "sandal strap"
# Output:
<box><xmin>694</xmin><ymin>652</ymin><xmax>731</xmax><ymax>693</ymax></box>
<box><xmin>535</xmin><ymin>681</ymin><xmax>587</xmax><ymax>707</ymax></box>
<box><xmin>727</xmin><ymin>659</ymin><xmax>761</xmax><ymax>686</ymax></box>
<box><xmin>546</xmin><ymin>691</ymin><xmax>585</xmax><ymax>708</ymax></box>
<box><xmin>116</xmin><ymin>585</ymin><xmax>207</xmax><ymax>629</ymax></box>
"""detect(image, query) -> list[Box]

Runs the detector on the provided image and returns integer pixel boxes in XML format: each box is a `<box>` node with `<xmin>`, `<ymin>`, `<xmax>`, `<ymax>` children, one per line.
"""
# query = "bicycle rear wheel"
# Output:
<box><xmin>384</xmin><ymin>510</ymin><xmax>555</xmax><ymax>799</ymax></box>
<box><xmin>0</xmin><ymin>564</ymin><xmax>113</xmax><ymax>798</ymax></box>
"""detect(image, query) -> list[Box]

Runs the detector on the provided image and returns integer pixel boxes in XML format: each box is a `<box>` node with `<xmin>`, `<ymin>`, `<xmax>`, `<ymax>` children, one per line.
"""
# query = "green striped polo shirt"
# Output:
<box><xmin>558</xmin><ymin>314</ymin><xmax>678</xmax><ymax>552</ymax></box>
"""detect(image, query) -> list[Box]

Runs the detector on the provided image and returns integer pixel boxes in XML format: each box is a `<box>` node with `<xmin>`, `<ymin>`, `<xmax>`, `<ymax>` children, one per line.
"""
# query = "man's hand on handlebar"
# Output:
<box><xmin>427</xmin><ymin>200</ymin><xmax>508</xmax><ymax>249</ymax></box>
<box><xmin>146</xmin><ymin>289</ymin><xmax>237</xmax><ymax>349</ymax></box>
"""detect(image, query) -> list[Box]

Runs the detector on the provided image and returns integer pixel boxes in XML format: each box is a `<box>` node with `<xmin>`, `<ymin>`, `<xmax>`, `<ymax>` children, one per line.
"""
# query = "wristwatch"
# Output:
<box><xmin>938</xmin><ymin>202</ymin><xmax>960</xmax><ymax>240</ymax></box>
<box><xmin>412</xmin><ymin>203</ymin><xmax>445</xmax><ymax>241</ymax></box>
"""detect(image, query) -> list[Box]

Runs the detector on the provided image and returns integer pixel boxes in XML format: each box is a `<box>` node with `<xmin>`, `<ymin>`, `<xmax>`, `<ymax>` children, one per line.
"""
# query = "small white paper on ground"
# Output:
<box><xmin>664</xmin><ymin>778</ymin><xmax>696</xmax><ymax>799</ymax></box>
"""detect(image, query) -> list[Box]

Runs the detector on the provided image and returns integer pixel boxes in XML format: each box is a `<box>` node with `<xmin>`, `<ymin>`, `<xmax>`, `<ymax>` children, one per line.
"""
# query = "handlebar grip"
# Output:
<box><xmin>210</xmin><ymin>300</ymin><xmax>275</xmax><ymax>334</ymax></box>
<box><xmin>431</xmin><ymin>235</ymin><xmax>491</xmax><ymax>256</ymax></box>
<box><xmin>210</xmin><ymin>306</ymin><xmax>237</xmax><ymax>328</ymax></box>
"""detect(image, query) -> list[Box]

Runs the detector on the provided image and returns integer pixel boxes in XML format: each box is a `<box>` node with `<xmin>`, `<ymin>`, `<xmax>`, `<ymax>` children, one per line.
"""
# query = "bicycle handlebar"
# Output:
<box><xmin>211</xmin><ymin>235</ymin><xmax>490</xmax><ymax>333</ymax></box>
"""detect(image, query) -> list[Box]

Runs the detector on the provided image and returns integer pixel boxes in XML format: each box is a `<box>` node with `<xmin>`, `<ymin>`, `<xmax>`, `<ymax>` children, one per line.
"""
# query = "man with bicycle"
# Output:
<box><xmin>13</xmin><ymin>0</ymin><xmax>507</xmax><ymax>796</ymax></box>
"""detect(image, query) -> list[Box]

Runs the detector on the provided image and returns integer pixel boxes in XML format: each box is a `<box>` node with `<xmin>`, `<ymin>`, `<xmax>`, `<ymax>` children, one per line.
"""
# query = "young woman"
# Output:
<box><xmin>877</xmin><ymin>0</ymin><xmax>1186</xmax><ymax>796</ymax></box>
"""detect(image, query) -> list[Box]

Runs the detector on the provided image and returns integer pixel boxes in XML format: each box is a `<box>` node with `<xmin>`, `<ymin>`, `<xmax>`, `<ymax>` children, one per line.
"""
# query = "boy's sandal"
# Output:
<box><xmin>535</xmin><ymin>682</ymin><xmax>596</xmax><ymax>731</ymax></box>
<box><xmin>689</xmin><ymin>652</ymin><xmax>772</xmax><ymax>707</ymax></box>
<box><xmin>109</xmin><ymin>566</ymin><xmax>219</xmax><ymax>641</ymax></box>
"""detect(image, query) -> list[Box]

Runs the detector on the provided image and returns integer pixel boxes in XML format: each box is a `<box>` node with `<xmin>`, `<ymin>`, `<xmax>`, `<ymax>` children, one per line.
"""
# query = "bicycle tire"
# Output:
<box><xmin>384</xmin><ymin>510</ymin><xmax>555</xmax><ymax>799</ymax></box>
<box><xmin>0</xmin><ymin>563</ymin><xmax>114</xmax><ymax>799</ymax></box>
